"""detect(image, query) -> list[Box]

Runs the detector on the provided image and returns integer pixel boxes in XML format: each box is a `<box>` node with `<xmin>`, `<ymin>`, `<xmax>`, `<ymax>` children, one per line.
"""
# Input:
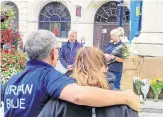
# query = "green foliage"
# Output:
<box><xmin>1</xmin><ymin>49</ymin><xmax>27</xmax><ymax>85</ymax></box>
<box><xmin>1</xmin><ymin>2</ymin><xmax>27</xmax><ymax>85</ymax></box>
<box><xmin>121</xmin><ymin>44</ymin><xmax>130</xmax><ymax>59</ymax></box>
<box><xmin>1</xmin><ymin>21</ymin><xmax>9</xmax><ymax>30</ymax></box>
<box><xmin>150</xmin><ymin>78</ymin><xmax>163</xmax><ymax>102</ymax></box>
<box><xmin>134</xmin><ymin>79</ymin><xmax>144</xmax><ymax>95</ymax></box>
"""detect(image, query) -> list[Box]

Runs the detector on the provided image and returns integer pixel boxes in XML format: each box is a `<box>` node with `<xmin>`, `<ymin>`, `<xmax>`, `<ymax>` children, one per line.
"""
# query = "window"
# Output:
<box><xmin>94</xmin><ymin>1</ymin><xmax>129</xmax><ymax>23</ymax></box>
<box><xmin>39</xmin><ymin>2</ymin><xmax>71</xmax><ymax>38</ymax></box>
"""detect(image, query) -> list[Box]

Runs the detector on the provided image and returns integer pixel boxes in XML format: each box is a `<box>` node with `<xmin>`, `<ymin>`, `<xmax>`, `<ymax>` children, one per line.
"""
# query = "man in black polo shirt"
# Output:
<box><xmin>2</xmin><ymin>30</ymin><xmax>139</xmax><ymax>117</ymax></box>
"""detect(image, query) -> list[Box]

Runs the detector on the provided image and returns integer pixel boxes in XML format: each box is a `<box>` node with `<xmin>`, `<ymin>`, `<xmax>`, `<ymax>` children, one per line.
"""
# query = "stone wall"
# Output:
<box><xmin>121</xmin><ymin>56</ymin><xmax>139</xmax><ymax>90</ymax></box>
<box><xmin>121</xmin><ymin>56</ymin><xmax>163</xmax><ymax>98</ymax></box>
<box><xmin>139</xmin><ymin>57</ymin><xmax>163</xmax><ymax>78</ymax></box>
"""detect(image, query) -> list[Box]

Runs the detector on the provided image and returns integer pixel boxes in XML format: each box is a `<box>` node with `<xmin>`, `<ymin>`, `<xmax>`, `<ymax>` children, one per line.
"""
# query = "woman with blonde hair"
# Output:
<box><xmin>38</xmin><ymin>47</ymin><xmax>138</xmax><ymax>117</ymax></box>
<box><xmin>72</xmin><ymin>46</ymin><xmax>109</xmax><ymax>89</ymax></box>
<box><xmin>105</xmin><ymin>27</ymin><xmax>127</xmax><ymax>89</ymax></box>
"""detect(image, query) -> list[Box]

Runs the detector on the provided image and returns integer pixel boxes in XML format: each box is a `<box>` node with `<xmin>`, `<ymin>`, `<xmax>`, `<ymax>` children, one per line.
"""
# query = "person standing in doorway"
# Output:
<box><xmin>105</xmin><ymin>27</ymin><xmax>126</xmax><ymax>89</ymax></box>
<box><xmin>59</xmin><ymin>30</ymin><xmax>83</xmax><ymax>76</ymax></box>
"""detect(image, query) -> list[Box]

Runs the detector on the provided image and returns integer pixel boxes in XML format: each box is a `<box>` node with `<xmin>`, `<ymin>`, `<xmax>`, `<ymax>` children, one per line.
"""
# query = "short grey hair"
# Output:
<box><xmin>24</xmin><ymin>29</ymin><xmax>57</xmax><ymax>60</ymax></box>
<box><xmin>68</xmin><ymin>29</ymin><xmax>77</xmax><ymax>36</ymax></box>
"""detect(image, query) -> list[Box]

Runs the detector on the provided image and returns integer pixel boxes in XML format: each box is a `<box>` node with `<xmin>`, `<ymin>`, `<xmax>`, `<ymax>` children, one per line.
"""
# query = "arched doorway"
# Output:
<box><xmin>93</xmin><ymin>1</ymin><xmax>129</xmax><ymax>51</ymax></box>
<box><xmin>38</xmin><ymin>2</ymin><xmax>71</xmax><ymax>38</ymax></box>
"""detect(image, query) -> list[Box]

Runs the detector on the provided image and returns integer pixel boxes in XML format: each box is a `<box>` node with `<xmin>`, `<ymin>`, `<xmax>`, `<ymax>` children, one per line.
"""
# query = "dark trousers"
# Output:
<box><xmin>110</xmin><ymin>71</ymin><xmax>122</xmax><ymax>89</ymax></box>
<box><xmin>106</xmin><ymin>71</ymin><xmax>116</xmax><ymax>89</ymax></box>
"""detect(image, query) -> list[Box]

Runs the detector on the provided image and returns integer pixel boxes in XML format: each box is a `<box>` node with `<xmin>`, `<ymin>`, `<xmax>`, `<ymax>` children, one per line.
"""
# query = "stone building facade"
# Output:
<box><xmin>1</xmin><ymin>0</ymin><xmax>163</xmax><ymax>91</ymax></box>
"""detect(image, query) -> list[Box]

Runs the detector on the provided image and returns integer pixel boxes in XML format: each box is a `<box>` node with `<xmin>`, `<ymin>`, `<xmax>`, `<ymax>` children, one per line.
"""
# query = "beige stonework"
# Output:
<box><xmin>121</xmin><ymin>56</ymin><xmax>163</xmax><ymax>89</ymax></box>
<box><xmin>121</xmin><ymin>56</ymin><xmax>139</xmax><ymax>90</ymax></box>
<box><xmin>121</xmin><ymin>70</ymin><xmax>137</xmax><ymax>90</ymax></box>
<box><xmin>121</xmin><ymin>56</ymin><xmax>163</xmax><ymax>98</ymax></box>
<box><xmin>139</xmin><ymin>57</ymin><xmax>163</xmax><ymax>78</ymax></box>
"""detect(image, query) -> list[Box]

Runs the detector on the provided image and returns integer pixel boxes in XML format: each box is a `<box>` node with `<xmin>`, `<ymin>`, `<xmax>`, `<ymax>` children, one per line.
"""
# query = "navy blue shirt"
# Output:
<box><xmin>3</xmin><ymin>60</ymin><xmax>76</xmax><ymax>117</ymax></box>
<box><xmin>105</xmin><ymin>41</ymin><xmax>123</xmax><ymax>72</ymax></box>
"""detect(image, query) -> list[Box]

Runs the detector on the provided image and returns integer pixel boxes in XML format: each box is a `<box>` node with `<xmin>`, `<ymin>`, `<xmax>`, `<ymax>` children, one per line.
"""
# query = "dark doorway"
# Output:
<box><xmin>93</xmin><ymin>1</ymin><xmax>130</xmax><ymax>51</ymax></box>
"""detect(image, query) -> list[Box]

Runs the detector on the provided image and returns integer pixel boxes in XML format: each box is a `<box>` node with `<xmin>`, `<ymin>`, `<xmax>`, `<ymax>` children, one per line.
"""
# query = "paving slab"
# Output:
<box><xmin>139</xmin><ymin>99</ymin><xmax>163</xmax><ymax>117</ymax></box>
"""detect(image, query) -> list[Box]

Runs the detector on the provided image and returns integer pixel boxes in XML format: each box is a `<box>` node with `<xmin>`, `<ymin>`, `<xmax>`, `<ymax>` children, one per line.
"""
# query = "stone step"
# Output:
<box><xmin>139</xmin><ymin>113</ymin><xmax>163</xmax><ymax>117</ymax></box>
<box><xmin>140</xmin><ymin>99</ymin><xmax>163</xmax><ymax>114</ymax></box>
<box><xmin>140</xmin><ymin>108</ymin><xmax>163</xmax><ymax>114</ymax></box>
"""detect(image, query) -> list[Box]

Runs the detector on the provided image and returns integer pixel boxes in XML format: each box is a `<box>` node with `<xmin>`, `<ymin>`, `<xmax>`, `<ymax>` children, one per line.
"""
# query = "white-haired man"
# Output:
<box><xmin>2</xmin><ymin>30</ymin><xmax>139</xmax><ymax>117</ymax></box>
<box><xmin>59</xmin><ymin>30</ymin><xmax>83</xmax><ymax>76</ymax></box>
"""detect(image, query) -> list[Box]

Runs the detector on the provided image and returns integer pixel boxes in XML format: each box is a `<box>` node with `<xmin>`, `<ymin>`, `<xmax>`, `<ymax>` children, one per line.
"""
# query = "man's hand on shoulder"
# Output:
<box><xmin>123</xmin><ymin>89</ymin><xmax>140</xmax><ymax>112</ymax></box>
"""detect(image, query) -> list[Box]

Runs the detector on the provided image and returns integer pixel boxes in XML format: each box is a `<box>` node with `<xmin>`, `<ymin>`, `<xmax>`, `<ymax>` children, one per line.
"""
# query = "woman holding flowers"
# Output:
<box><xmin>105</xmin><ymin>27</ymin><xmax>128</xmax><ymax>89</ymax></box>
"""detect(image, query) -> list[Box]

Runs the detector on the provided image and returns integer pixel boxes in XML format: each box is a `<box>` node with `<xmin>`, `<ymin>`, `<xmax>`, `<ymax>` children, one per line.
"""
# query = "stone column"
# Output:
<box><xmin>132</xmin><ymin>0</ymin><xmax>163</xmax><ymax>57</ymax></box>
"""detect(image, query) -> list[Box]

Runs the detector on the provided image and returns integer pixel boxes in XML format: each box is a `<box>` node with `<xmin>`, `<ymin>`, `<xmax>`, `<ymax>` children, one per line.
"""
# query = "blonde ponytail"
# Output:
<box><xmin>110</xmin><ymin>27</ymin><xmax>125</xmax><ymax>38</ymax></box>
<box><xmin>117</xmin><ymin>27</ymin><xmax>125</xmax><ymax>37</ymax></box>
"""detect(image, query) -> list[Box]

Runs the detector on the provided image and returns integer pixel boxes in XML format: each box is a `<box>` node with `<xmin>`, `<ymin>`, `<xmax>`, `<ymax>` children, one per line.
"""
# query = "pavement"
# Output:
<box><xmin>139</xmin><ymin>99</ymin><xmax>163</xmax><ymax>117</ymax></box>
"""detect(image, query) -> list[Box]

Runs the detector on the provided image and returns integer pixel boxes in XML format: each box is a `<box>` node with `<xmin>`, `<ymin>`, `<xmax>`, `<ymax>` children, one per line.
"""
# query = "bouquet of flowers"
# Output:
<box><xmin>133</xmin><ymin>77</ymin><xmax>144</xmax><ymax>103</ymax></box>
<box><xmin>141</xmin><ymin>79</ymin><xmax>151</xmax><ymax>101</ymax></box>
<box><xmin>150</xmin><ymin>78</ymin><xmax>163</xmax><ymax>102</ymax></box>
<box><xmin>112</xmin><ymin>43</ymin><xmax>130</xmax><ymax>58</ymax></box>
<box><xmin>133</xmin><ymin>77</ymin><xmax>144</xmax><ymax>96</ymax></box>
<box><xmin>108</xmin><ymin>43</ymin><xmax>130</xmax><ymax>64</ymax></box>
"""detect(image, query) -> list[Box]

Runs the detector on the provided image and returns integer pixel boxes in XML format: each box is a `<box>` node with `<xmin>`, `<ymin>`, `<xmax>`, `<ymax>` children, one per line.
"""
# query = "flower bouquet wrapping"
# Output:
<box><xmin>141</xmin><ymin>79</ymin><xmax>151</xmax><ymax>101</ymax></box>
<box><xmin>133</xmin><ymin>77</ymin><xmax>144</xmax><ymax>96</ymax></box>
<box><xmin>133</xmin><ymin>77</ymin><xmax>144</xmax><ymax>103</ymax></box>
<box><xmin>107</xmin><ymin>43</ymin><xmax>130</xmax><ymax>64</ymax></box>
<box><xmin>150</xmin><ymin>78</ymin><xmax>163</xmax><ymax>102</ymax></box>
